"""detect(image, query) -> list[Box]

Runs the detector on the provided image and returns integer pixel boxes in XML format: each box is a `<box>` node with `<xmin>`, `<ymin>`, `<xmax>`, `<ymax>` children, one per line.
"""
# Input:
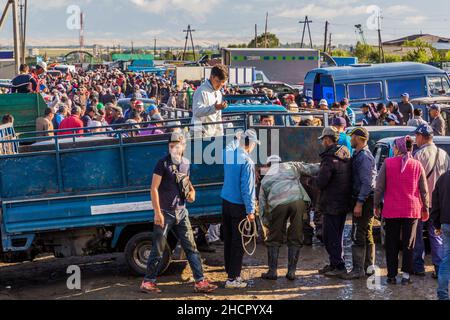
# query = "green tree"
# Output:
<box><xmin>248</xmin><ymin>33</ymin><xmax>280</xmax><ymax>48</ymax></box>
<box><xmin>403</xmin><ymin>48</ymin><xmax>430</xmax><ymax>63</ymax></box>
<box><xmin>331</xmin><ymin>49</ymin><xmax>351</xmax><ymax>57</ymax></box>
<box><xmin>353</xmin><ymin>42</ymin><xmax>374</xmax><ymax>63</ymax></box>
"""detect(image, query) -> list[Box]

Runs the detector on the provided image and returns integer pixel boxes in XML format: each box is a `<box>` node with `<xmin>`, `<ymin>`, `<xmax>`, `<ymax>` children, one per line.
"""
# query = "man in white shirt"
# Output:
<box><xmin>191</xmin><ymin>65</ymin><xmax>229</xmax><ymax>138</ymax></box>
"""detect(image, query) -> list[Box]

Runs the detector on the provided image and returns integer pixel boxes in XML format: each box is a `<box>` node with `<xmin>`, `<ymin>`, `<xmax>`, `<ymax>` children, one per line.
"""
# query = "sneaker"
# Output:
<box><xmin>225</xmin><ymin>278</ymin><xmax>248</xmax><ymax>289</ymax></box>
<box><xmin>386</xmin><ymin>277</ymin><xmax>397</xmax><ymax>285</ymax></box>
<box><xmin>401</xmin><ymin>277</ymin><xmax>413</xmax><ymax>285</ymax></box>
<box><xmin>324</xmin><ymin>268</ymin><xmax>348</xmax><ymax>278</ymax></box>
<box><xmin>195</xmin><ymin>280</ymin><xmax>218</xmax><ymax>293</ymax></box>
<box><xmin>318</xmin><ymin>265</ymin><xmax>335</xmax><ymax>274</ymax></box>
<box><xmin>140</xmin><ymin>280</ymin><xmax>162</xmax><ymax>294</ymax></box>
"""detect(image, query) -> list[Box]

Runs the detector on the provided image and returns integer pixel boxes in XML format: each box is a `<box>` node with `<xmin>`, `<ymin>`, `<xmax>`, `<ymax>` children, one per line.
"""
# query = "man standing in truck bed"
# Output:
<box><xmin>191</xmin><ymin>64</ymin><xmax>228</xmax><ymax>138</ymax></box>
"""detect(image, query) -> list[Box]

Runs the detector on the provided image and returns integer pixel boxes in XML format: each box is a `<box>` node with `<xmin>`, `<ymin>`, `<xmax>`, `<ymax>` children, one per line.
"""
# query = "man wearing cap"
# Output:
<box><xmin>221</xmin><ymin>129</ymin><xmax>258</xmax><ymax>289</ymax></box>
<box><xmin>82</xmin><ymin>105</ymin><xmax>100</xmax><ymax>132</ymax></box>
<box><xmin>141</xmin><ymin>132</ymin><xmax>217</xmax><ymax>294</ymax></box>
<box><xmin>413</xmin><ymin>124</ymin><xmax>450</xmax><ymax>278</ymax></box>
<box><xmin>398</xmin><ymin>93</ymin><xmax>414</xmax><ymax>124</ymax></box>
<box><xmin>307</xmin><ymin>99</ymin><xmax>315</xmax><ymax>109</ymax></box>
<box><xmin>361</xmin><ymin>103</ymin><xmax>378</xmax><ymax>126</ymax></box>
<box><xmin>340</xmin><ymin>99</ymin><xmax>355</xmax><ymax>127</ymax></box>
<box><xmin>259</xmin><ymin>155</ymin><xmax>320</xmax><ymax>281</ymax></box>
<box><xmin>319</xmin><ymin>99</ymin><xmax>329</xmax><ymax>110</ymax></box>
<box><xmin>430</xmin><ymin>104</ymin><xmax>446</xmax><ymax>136</ymax></box>
<box><xmin>340</xmin><ymin>127</ymin><xmax>377</xmax><ymax>279</ymax></box>
<box><xmin>58</xmin><ymin>106</ymin><xmax>84</xmax><ymax>136</ymax></box>
<box><xmin>332</xmin><ymin>117</ymin><xmax>353</xmax><ymax>156</ymax></box>
<box><xmin>191</xmin><ymin>65</ymin><xmax>229</xmax><ymax>138</ymax></box>
<box><xmin>110</xmin><ymin>106</ymin><xmax>126</xmax><ymax>127</ymax></box>
<box><xmin>314</xmin><ymin>127</ymin><xmax>352</xmax><ymax>277</ymax></box>
<box><xmin>387</xmin><ymin>114</ymin><xmax>400</xmax><ymax>126</ymax></box>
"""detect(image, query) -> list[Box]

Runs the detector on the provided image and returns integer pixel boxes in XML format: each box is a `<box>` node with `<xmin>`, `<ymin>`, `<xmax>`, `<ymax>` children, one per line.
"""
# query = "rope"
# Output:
<box><xmin>238</xmin><ymin>218</ymin><xmax>258</xmax><ymax>256</ymax></box>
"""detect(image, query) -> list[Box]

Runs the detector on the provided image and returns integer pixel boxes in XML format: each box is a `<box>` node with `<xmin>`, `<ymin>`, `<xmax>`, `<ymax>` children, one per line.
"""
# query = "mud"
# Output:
<box><xmin>0</xmin><ymin>224</ymin><xmax>439</xmax><ymax>300</ymax></box>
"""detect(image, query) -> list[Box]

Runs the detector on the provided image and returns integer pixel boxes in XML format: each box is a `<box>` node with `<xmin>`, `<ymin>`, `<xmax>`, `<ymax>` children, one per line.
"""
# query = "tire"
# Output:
<box><xmin>124</xmin><ymin>232</ymin><xmax>172</xmax><ymax>276</ymax></box>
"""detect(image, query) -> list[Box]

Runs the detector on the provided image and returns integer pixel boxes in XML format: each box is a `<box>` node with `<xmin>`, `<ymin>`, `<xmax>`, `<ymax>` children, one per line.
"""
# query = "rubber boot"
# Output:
<box><xmin>286</xmin><ymin>246</ymin><xmax>301</xmax><ymax>281</ymax></box>
<box><xmin>340</xmin><ymin>246</ymin><xmax>366</xmax><ymax>280</ymax></box>
<box><xmin>364</xmin><ymin>244</ymin><xmax>376</xmax><ymax>276</ymax></box>
<box><xmin>261</xmin><ymin>246</ymin><xmax>279</xmax><ymax>280</ymax></box>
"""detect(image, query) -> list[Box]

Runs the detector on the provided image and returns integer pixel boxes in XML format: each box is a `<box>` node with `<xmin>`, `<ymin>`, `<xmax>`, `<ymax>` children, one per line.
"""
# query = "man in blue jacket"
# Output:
<box><xmin>341</xmin><ymin>127</ymin><xmax>377</xmax><ymax>280</ymax></box>
<box><xmin>221</xmin><ymin>129</ymin><xmax>259</xmax><ymax>289</ymax></box>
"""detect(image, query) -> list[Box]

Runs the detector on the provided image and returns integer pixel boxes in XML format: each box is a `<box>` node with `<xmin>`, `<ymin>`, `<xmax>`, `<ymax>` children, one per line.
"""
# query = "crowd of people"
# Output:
<box><xmin>5</xmin><ymin>62</ymin><xmax>450</xmax><ymax>299</ymax></box>
<box><xmin>140</xmin><ymin>64</ymin><xmax>450</xmax><ymax>300</ymax></box>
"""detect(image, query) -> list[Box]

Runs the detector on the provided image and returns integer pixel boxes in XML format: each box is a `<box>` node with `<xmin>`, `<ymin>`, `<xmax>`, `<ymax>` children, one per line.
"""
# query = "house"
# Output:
<box><xmin>382</xmin><ymin>34</ymin><xmax>450</xmax><ymax>56</ymax></box>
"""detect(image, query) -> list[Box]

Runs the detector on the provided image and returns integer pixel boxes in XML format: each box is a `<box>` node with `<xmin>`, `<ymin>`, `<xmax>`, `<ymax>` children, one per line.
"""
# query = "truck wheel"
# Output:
<box><xmin>124</xmin><ymin>232</ymin><xmax>172</xmax><ymax>276</ymax></box>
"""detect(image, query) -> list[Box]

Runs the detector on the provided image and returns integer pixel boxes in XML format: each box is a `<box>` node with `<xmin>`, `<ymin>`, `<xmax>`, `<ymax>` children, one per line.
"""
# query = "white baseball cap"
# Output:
<box><xmin>266</xmin><ymin>155</ymin><xmax>282</xmax><ymax>164</ymax></box>
<box><xmin>319</xmin><ymin>99</ymin><xmax>328</xmax><ymax>106</ymax></box>
<box><xmin>37</xmin><ymin>61</ymin><xmax>47</xmax><ymax>71</ymax></box>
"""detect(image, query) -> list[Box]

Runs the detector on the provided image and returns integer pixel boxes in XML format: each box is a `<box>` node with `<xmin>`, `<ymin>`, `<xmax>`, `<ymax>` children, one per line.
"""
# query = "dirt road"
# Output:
<box><xmin>0</xmin><ymin>226</ymin><xmax>439</xmax><ymax>300</ymax></box>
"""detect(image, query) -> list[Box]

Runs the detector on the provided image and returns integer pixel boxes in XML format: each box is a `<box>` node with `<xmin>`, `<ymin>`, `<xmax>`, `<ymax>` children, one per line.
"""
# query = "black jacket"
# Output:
<box><xmin>314</xmin><ymin>144</ymin><xmax>353</xmax><ymax>215</ymax></box>
<box><xmin>431</xmin><ymin>171</ymin><xmax>450</xmax><ymax>229</ymax></box>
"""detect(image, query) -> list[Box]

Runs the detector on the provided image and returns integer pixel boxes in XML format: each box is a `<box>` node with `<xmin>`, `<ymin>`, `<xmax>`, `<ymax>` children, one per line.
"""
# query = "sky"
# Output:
<box><xmin>0</xmin><ymin>0</ymin><xmax>450</xmax><ymax>48</ymax></box>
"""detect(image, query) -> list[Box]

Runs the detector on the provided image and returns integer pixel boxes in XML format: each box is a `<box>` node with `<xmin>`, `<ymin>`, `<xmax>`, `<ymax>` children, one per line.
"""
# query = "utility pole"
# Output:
<box><xmin>11</xmin><ymin>0</ymin><xmax>21</xmax><ymax>72</ymax></box>
<box><xmin>323</xmin><ymin>21</ymin><xmax>329</xmax><ymax>52</ymax></box>
<box><xmin>22</xmin><ymin>0</ymin><xmax>27</xmax><ymax>64</ymax></box>
<box><xmin>254</xmin><ymin>24</ymin><xmax>258</xmax><ymax>48</ymax></box>
<box><xmin>18</xmin><ymin>0</ymin><xmax>23</xmax><ymax>63</ymax></box>
<box><xmin>328</xmin><ymin>33</ymin><xmax>332</xmax><ymax>54</ymax></box>
<box><xmin>377</xmin><ymin>11</ymin><xmax>385</xmax><ymax>63</ymax></box>
<box><xmin>264</xmin><ymin>12</ymin><xmax>268</xmax><ymax>48</ymax></box>
<box><xmin>131</xmin><ymin>41</ymin><xmax>134</xmax><ymax>54</ymax></box>
<box><xmin>182</xmin><ymin>25</ymin><xmax>196</xmax><ymax>61</ymax></box>
<box><xmin>153</xmin><ymin>37</ymin><xmax>157</xmax><ymax>57</ymax></box>
<box><xmin>299</xmin><ymin>16</ymin><xmax>313</xmax><ymax>49</ymax></box>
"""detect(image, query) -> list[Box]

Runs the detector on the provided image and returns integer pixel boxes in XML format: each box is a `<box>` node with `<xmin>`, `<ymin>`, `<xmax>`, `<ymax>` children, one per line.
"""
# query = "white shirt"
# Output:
<box><xmin>190</xmin><ymin>80</ymin><xmax>223</xmax><ymax>138</ymax></box>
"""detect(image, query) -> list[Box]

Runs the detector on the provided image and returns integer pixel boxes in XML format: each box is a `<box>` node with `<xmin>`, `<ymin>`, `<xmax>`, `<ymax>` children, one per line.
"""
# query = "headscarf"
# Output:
<box><xmin>394</xmin><ymin>136</ymin><xmax>412</xmax><ymax>173</ymax></box>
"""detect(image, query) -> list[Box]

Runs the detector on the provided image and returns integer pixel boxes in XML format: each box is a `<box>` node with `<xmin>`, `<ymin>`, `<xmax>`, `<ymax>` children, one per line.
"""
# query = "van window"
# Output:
<box><xmin>428</xmin><ymin>76</ymin><xmax>450</xmax><ymax>96</ymax></box>
<box><xmin>348</xmin><ymin>82</ymin><xmax>382</xmax><ymax>101</ymax></box>
<box><xmin>336</xmin><ymin>84</ymin><xmax>346</xmax><ymax>101</ymax></box>
<box><xmin>387</xmin><ymin>78</ymin><xmax>425</xmax><ymax>99</ymax></box>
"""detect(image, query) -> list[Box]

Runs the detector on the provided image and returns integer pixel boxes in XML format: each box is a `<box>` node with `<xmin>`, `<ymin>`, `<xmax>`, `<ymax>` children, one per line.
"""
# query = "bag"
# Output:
<box><xmin>171</xmin><ymin>164</ymin><xmax>192</xmax><ymax>201</ymax></box>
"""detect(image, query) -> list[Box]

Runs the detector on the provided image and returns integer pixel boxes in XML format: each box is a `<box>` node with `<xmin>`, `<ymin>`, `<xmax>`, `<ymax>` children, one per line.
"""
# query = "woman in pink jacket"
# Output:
<box><xmin>374</xmin><ymin>136</ymin><xmax>429</xmax><ymax>285</ymax></box>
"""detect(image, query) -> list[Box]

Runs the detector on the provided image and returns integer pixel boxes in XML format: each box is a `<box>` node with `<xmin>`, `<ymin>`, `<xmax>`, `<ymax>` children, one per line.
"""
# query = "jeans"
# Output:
<box><xmin>144</xmin><ymin>209</ymin><xmax>204</xmax><ymax>283</ymax></box>
<box><xmin>413</xmin><ymin>220</ymin><xmax>444</xmax><ymax>273</ymax></box>
<box><xmin>438</xmin><ymin>224</ymin><xmax>450</xmax><ymax>300</ymax></box>
<box><xmin>323</xmin><ymin>213</ymin><xmax>347</xmax><ymax>269</ymax></box>
<box><xmin>222</xmin><ymin>199</ymin><xmax>247</xmax><ymax>280</ymax></box>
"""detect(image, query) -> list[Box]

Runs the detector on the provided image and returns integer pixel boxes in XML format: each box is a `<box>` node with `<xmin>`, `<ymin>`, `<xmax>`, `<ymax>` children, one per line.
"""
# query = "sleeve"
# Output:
<box><xmin>192</xmin><ymin>90</ymin><xmax>217</xmax><ymax>118</ymax></box>
<box><xmin>153</xmin><ymin>159</ymin><xmax>165</xmax><ymax>177</ymax></box>
<box><xmin>291</xmin><ymin>162</ymin><xmax>321</xmax><ymax>177</ymax></box>
<box><xmin>258</xmin><ymin>184</ymin><xmax>268</xmax><ymax>219</ymax></box>
<box><xmin>418</xmin><ymin>165</ymin><xmax>430</xmax><ymax>209</ymax></box>
<box><xmin>241</xmin><ymin>162</ymin><xmax>256</xmax><ymax>214</ymax></box>
<box><xmin>430</xmin><ymin>178</ymin><xmax>442</xmax><ymax>230</ymax></box>
<box><xmin>374</xmin><ymin>162</ymin><xmax>387</xmax><ymax>208</ymax></box>
<box><xmin>357</xmin><ymin>156</ymin><xmax>375</xmax><ymax>203</ymax></box>
<box><xmin>30</xmin><ymin>76</ymin><xmax>38</xmax><ymax>92</ymax></box>
<box><xmin>313</xmin><ymin>158</ymin><xmax>334</xmax><ymax>190</ymax></box>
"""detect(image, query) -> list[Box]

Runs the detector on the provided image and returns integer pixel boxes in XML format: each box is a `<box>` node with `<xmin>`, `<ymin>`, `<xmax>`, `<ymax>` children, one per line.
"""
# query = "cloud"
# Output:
<box><xmin>276</xmin><ymin>3</ymin><xmax>370</xmax><ymax>19</ymax></box>
<box><xmin>128</xmin><ymin>0</ymin><xmax>221</xmax><ymax>16</ymax></box>
<box><xmin>384</xmin><ymin>5</ymin><xmax>417</xmax><ymax>15</ymax></box>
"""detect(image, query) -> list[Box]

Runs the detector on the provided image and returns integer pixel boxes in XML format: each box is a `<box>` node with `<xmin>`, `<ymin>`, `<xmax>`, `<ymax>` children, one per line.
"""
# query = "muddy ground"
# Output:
<box><xmin>0</xmin><ymin>224</ymin><xmax>440</xmax><ymax>300</ymax></box>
